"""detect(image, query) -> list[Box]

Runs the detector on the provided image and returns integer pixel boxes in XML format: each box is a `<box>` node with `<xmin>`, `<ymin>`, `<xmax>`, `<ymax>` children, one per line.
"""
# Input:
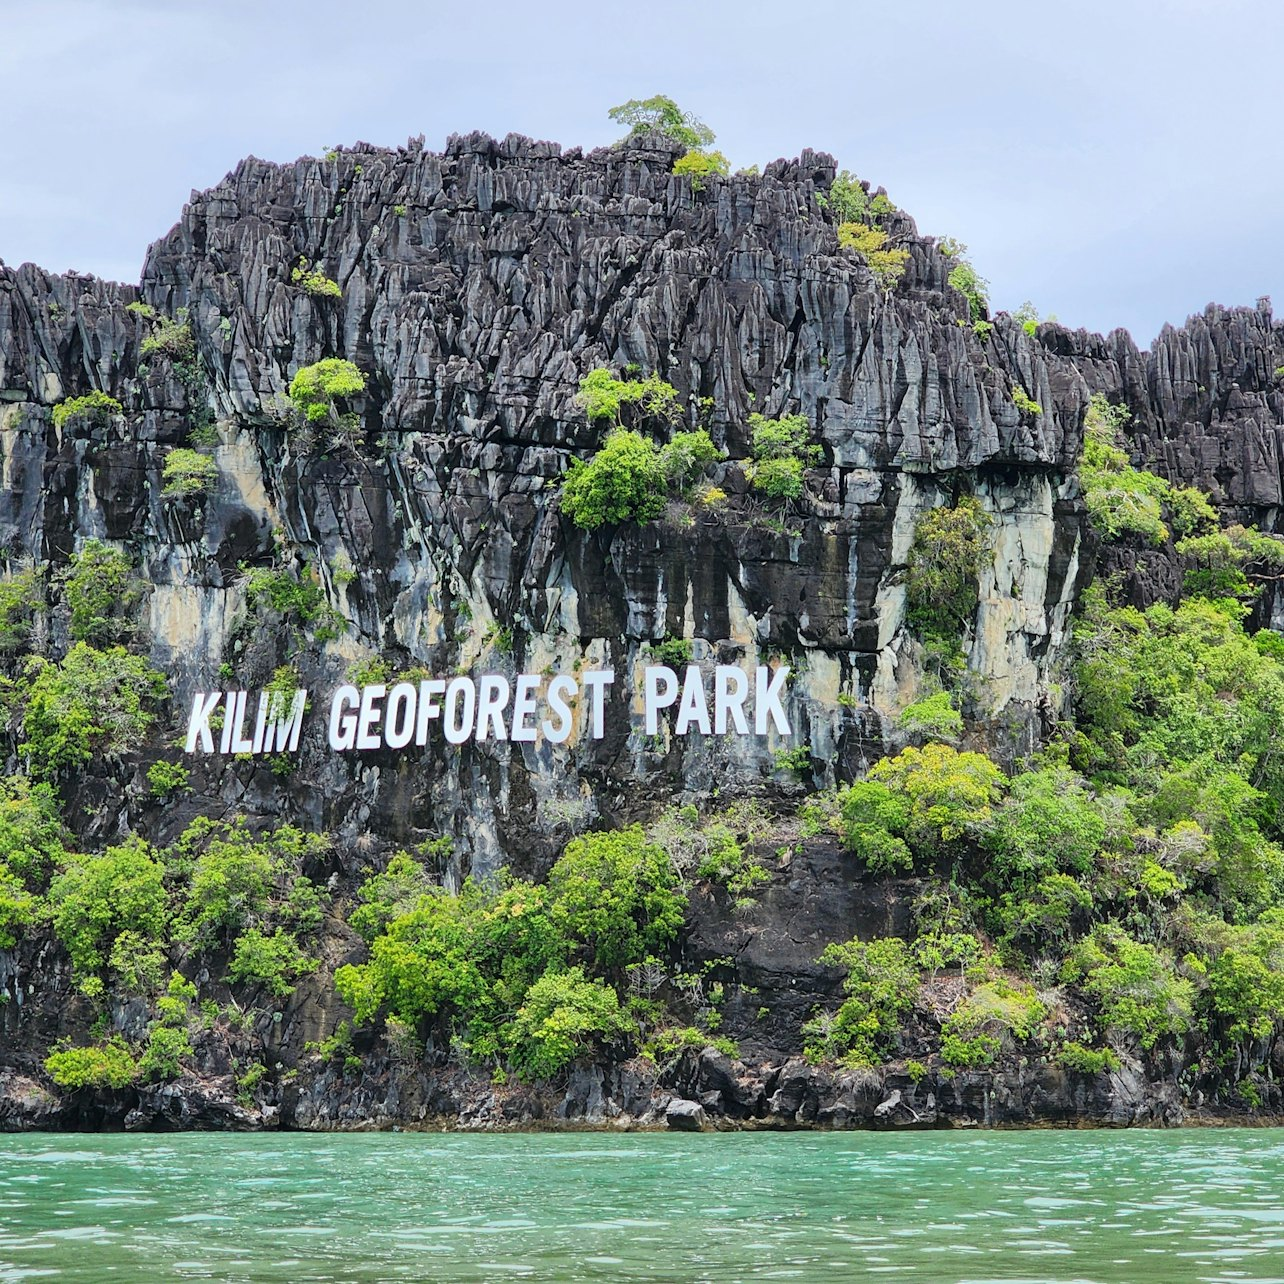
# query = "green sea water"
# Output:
<box><xmin>1</xmin><ymin>1128</ymin><xmax>1283</xmax><ymax>1282</ymax></box>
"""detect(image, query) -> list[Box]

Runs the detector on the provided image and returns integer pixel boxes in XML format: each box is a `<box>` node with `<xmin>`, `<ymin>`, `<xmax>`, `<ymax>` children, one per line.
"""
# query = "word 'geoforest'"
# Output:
<box><xmin>183</xmin><ymin>665</ymin><xmax>792</xmax><ymax>756</ymax></box>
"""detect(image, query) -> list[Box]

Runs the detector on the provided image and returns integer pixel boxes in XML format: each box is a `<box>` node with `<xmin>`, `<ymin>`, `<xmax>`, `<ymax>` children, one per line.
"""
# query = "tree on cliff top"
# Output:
<box><xmin>608</xmin><ymin>96</ymin><xmax>715</xmax><ymax>150</ymax></box>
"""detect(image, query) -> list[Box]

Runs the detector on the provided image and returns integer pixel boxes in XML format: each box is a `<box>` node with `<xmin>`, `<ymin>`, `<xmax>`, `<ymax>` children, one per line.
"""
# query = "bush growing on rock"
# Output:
<box><xmin>287</xmin><ymin>358</ymin><xmax>365</xmax><ymax>426</ymax></box>
<box><xmin>21</xmin><ymin>644</ymin><xmax>168</xmax><ymax>780</ymax></box>
<box><xmin>44</xmin><ymin>1039</ymin><xmax>138</xmax><ymax>1089</ymax></box>
<box><xmin>161</xmin><ymin>448</ymin><xmax>217</xmax><ymax>499</ymax></box>
<box><xmin>62</xmin><ymin>541</ymin><xmax>140</xmax><ymax>646</ymax></box>
<box><xmin>51</xmin><ymin>390</ymin><xmax>121</xmax><ymax>431</ymax></box>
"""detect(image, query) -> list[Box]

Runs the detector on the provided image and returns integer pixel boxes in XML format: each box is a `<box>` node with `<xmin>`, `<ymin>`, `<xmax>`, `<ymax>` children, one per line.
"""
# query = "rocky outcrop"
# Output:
<box><xmin>3</xmin><ymin>130</ymin><xmax>1284</xmax><ymax>1131</ymax></box>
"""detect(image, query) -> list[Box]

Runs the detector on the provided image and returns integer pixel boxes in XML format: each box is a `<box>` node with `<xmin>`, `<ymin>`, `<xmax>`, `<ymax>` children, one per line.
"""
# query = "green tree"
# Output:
<box><xmin>804</xmin><ymin>936</ymin><xmax>919</xmax><ymax>1066</ymax></box>
<box><xmin>608</xmin><ymin>96</ymin><xmax>715</xmax><ymax>149</ymax></box>
<box><xmin>506</xmin><ymin>967</ymin><xmax>634</xmax><ymax>1080</ymax></box>
<box><xmin>48</xmin><ymin>838</ymin><xmax>168</xmax><ymax>995</ymax></box>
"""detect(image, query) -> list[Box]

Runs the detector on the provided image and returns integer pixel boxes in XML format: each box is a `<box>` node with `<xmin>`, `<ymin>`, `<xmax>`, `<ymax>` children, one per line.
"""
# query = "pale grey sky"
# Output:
<box><xmin>1</xmin><ymin>0</ymin><xmax>1280</xmax><ymax>344</ymax></box>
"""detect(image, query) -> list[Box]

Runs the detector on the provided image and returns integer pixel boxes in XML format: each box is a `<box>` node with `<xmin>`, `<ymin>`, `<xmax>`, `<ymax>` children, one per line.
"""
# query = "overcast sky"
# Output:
<box><xmin>1</xmin><ymin>0</ymin><xmax>1279</xmax><ymax>345</ymax></box>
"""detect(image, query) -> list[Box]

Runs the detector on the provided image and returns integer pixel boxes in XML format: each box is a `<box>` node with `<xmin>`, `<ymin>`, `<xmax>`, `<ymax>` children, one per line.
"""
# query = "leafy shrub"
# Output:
<box><xmin>657</xmin><ymin>430</ymin><xmax>719</xmax><ymax>486</ymax></box>
<box><xmin>63</xmin><ymin>541</ymin><xmax>139</xmax><ymax>645</ymax></box>
<box><xmin>51</xmin><ymin>390</ymin><xmax>122</xmax><ymax>430</ymax></box>
<box><xmin>0</xmin><ymin>774</ymin><xmax>68</xmax><ymax>884</ymax></box>
<box><xmin>839</xmin><ymin>780</ymin><xmax>913</xmax><ymax>874</ymax></box>
<box><xmin>0</xmin><ymin>866</ymin><xmax>38</xmax><ymax>948</ymax></box>
<box><xmin>139</xmin><ymin>315</ymin><xmax>194</xmax><ymax>362</ymax></box>
<box><xmin>941</xmin><ymin>978</ymin><xmax>1046</xmax><ymax>1065</ymax></box>
<box><xmin>868</xmin><ymin>743</ymin><xmax>1005</xmax><ymax>849</ymax></box>
<box><xmin>1012</xmin><ymin>386</ymin><xmax>1041</xmax><ymax>416</ymax></box>
<box><xmin>287</xmin><ymin>359</ymin><xmax>365</xmax><ymax>425</ymax></box>
<box><xmin>1061</xmin><ymin>927</ymin><xmax>1193</xmax><ymax>1049</ymax></box>
<box><xmin>896</xmin><ymin>692</ymin><xmax>962</xmax><ymax>744</ymax></box>
<box><xmin>904</xmin><ymin>497</ymin><xmax>992</xmax><ymax>645</ymax></box>
<box><xmin>648</xmin><ymin>637</ymin><xmax>693</xmax><ymax>667</ymax></box>
<box><xmin>548</xmin><ymin>827</ymin><xmax>685</xmax><ymax>974</ymax></box>
<box><xmin>575</xmin><ymin>369</ymin><xmax>680</xmax><ymax>427</ymax></box>
<box><xmin>506</xmin><ymin>967</ymin><xmax>634</xmax><ymax>1080</ymax></box>
<box><xmin>608</xmin><ymin>96</ymin><xmax>715</xmax><ymax>149</ymax></box>
<box><xmin>672</xmin><ymin>150</ymin><xmax>729</xmax><ymax>190</ymax></box>
<box><xmin>818</xmin><ymin>171</ymin><xmax>868</xmax><ymax>223</ymax></box>
<box><xmin>147</xmin><ymin>760</ymin><xmax>190</xmax><ymax>799</ymax></box>
<box><xmin>1058</xmin><ymin>1041</ymin><xmax>1121</xmax><ymax>1074</ymax></box>
<box><xmin>747</xmin><ymin>413</ymin><xmax>820</xmax><ymax>500</ymax></box>
<box><xmin>161</xmin><ymin>448</ymin><xmax>217</xmax><ymax>499</ymax></box>
<box><xmin>22</xmin><ymin>644</ymin><xmax>168</xmax><ymax>780</ymax></box>
<box><xmin>138</xmin><ymin>1025</ymin><xmax>191</xmax><ymax>1081</ymax></box>
<box><xmin>291</xmin><ymin>260</ymin><xmax>342</xmax><ymax>299</ymax></box>
<box><xmin>804</xmin><ymin>936</ymin><xmax>919</xmax><ymax>1066</ymax></box>
<box><xmin>0</xmin><ymin>567</ymin><xmax>43</xmax><ymax>652</ymax></box>
<box><xmin>561</xmin><ymin>430</ymin><xmax>668</xmax><ymax>528</ymax></box>
<box><xmin>45</xmin><ymin>1038</ymin><xmax>138</xmax><ymax>1089</ymax></box>
<box><xmin>948</xmin><ymin>261</ymin><xmax>989</xmax><ymax>322</ymax></box>
<box><xmin>49</xmin><ymin>838</ymin><xmax>168</xmax><ymax>994</ymax></box>
<box><xmin>228</xmin><ymin>927</ymin><xmax>316</xmax><ymax>997</ymax></box>
<box><xmin>837</xmin><ymin>222</ymin><xmax>910</xmax><ymax>291</ymax></box>
<box><xmin>348</xmin><ymin>851</ymin><xmax>438</xmax><ymax>943</ymax></box>
<box><xmin>983</xmin><ymin>767</ymin><xmax>1105</xmax><ymax>882</ymax></box>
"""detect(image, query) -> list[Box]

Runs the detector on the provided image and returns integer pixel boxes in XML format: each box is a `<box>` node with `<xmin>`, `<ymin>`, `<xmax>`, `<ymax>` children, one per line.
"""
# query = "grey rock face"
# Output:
<box><xmin>2</xmin><ymin>133</ymin><xmax>1283</xmax><ymax>1131</ymax></box>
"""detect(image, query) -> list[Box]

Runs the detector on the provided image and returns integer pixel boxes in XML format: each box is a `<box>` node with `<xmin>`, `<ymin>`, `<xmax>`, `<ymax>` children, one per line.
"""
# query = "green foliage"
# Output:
<box><xmin>896</xmin><ymin>692</ymin><xmax>963</xmax><ymax>745</ymax></box>
<box><xmin>657</xmin><ymin>430</ymin><xmax>719</xmax><ymax>487</ymax></box>
<box><xmin>1013</xmin><ymin>301</ymin><xmax>1040</xmax><ymax>336</ymax></box>
<box><xmin>948</xmin><ymin>261</ymin><xmax>989</xmax><ymax>322</ymax></box>
<box><xmin>941</xmin><ymin>978</ymin><xmax>1046</xmax><ymax>1068</ymax></box>
<box><xmin>0</xmin><ymin>567</ymin><xmax>43</xmax><ymax>652</ymax></box>
<box><xmin>608</xmin><ymin>96</ymin><xmax>715</xmax><ymax>149</ymax></box>
<box><xmin>161</xmin><ymin>448</ymin><xmax>217</xmax><ymax>499</ymax></box>
<box><xmin>63</xmin><ymin>540</ymin><xmax>139</xmax><ymax>645</ymax></box>
<box><xmin>804</xmin><ymin>936</ymin><xmax>918</xmax><ymax>1066</ymax></box>
<box><xmin>22</xmin><ymin>644</ymin><xmax>168</xmax><ymax>780</ymax></box>
<box><xmin>648</xmin><ymin>637</ymin><xmax>693</xmax><ymax>667</ymax></box>
<box><xmin>179</xmin><ymin>818</ymin><xmax>327</xmax><ymax>946</ymax></box>
<box><xmin>291</xmin><ymin>260</ymin><xmax>342</xmax><ymax>299</ymax></box>
<box><xmin>548</xmin><ymin>827</ymin><xmax>685</xmax><ymax>974</ymax></box>
<box><xmin>147</xmin><ymin>759</ymin><xmax>190</xmax><ymax>799</ymax></box>
<box><xmin>574</xmin><ymin>369</ymin><xmax>680</xmax><ymax>427</ymax></box>
<box><xmin>49</xmin><ymin>838</ymin><xmax>168</xmax><ymax>993</ymax></box>
<box><xmin>228</xmin><ymin>927</ymin><xmax>316</xmax><ymax>997</ymax></box>
<box><xmin>126</xmin><ymin>301</ymin><xmax>157</xmax><ymax>321</ymax></box>
<box><xmin>1062</xmin><ymin>926</ymin><xmax>1193</xmax><ymax>1049</ymax></box>
<box><xmin>904</xmin><ymin>497</ymin><xmax>992</xmax><ymax>645</ymax></box>
<box><xmin>747</xmin><ymin>413</ymin><xmax>820</xmax><ymax>500</ymax></box>
<box><xmin>139</xmin><ymin>315</ymin><xmax>194</xmax><ymax>362</ymax></box>
<box><xmin>773</xmin><ymin>746</ymin><xmax>813</xmax><ymax>778</ymax></box>
<box><xmin>51</xmin><ymin>390</ymin><xmax>122</xmax><ymax>430</ymax></box>
<box><xmin>0</xmin><ymin>774</ymin><xmax>68</xmax><ymax>884</ymax></box>
<box><xmin>45</xmin><ymin>1038</ymin><xmax>138</xmax><ymax>1089</ymax></box>
<box><xmin>1058</xmin><ymin>1041</ymin><xmax>1121</xmax><ymax>1074</ymax></box>
<box><xmin>983</xmin><ymin>767</ymin><xmax>1105</xmax><ymax>883</ymax></box>
<box><xmin>0</xmin><ymin>865</ymin><xmax>39</xmax><ymax>948</ymax></box>
<box><xmin>346</xmin><ymin>852</ymin><xmax>436</xmax><ymax>945</ymax></box>
<box><xmin>672</xmin><ymin>150</ymin><xmax>730</xmax><ymax>190</ymax></box>
<box><xmin>644</xmin><ymin>1025</ymin><xmax>739</xmax><ymax>1063</ymax></box>
<box><xmin>1012</xmin><ymin>386</ymin><xmax>1041</xmax><ymax>416</ymax></box>
<box><xmin>839</xmin><ymin>780</ymin><xmax>913</xmax><ymax>873</ymax></box>
<box><xmin>837</xmin><ymin>222</ymin><xmax>910</xmax><ymax>292</ymax></box>
<box><xmin>506</xmin><ymin>967</ymin><xmax>634</xmax><ymax>1080</ymax></box>
<box><xmin>336</xmin><ymin>825</ymin><xmax>686</xmax><ymax>1073</ymax></box>
<box><xmin>819</xmin><ymin>171</ymin><xmax>868</xmax><ymax>223</ymax></box>
<box><xmin>288</xmin><ymin>358</ymin><xmax>365</xmax><ymax>426</ymax></box>
<box><xmin>138</xmin><ymin>1025</ymin><xmax>191</xmax><ymax>1081</ymax></box>
<box><xmin>868</xmin><ymin>742</ymin><xmax>1005</xmax><ymax>849</ymax></box>
<box><xmin>1078</xmin><ymin>395</ymin><xmax>1218</xmax><ymax>547</ymax></box>
<box><xmin>561</xmin><ymin>430</ymin><xmax>667</xmax><ymax>529</ymax></box>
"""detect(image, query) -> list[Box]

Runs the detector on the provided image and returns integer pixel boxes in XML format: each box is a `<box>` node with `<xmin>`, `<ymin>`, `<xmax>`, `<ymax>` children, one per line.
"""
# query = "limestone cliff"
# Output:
<box><xmin>2</xmin><ymin>130</ymin><xmax>1283</xmax><ymax>1131</ymax></box>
